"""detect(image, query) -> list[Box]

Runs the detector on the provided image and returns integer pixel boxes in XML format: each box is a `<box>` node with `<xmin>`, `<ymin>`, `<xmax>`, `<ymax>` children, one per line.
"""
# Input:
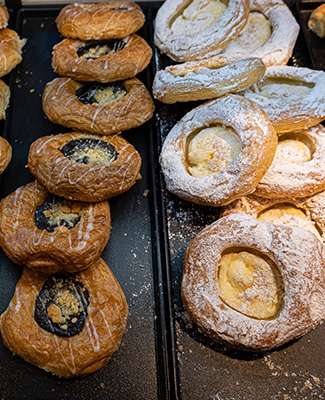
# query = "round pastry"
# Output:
<box><xmin>216</xmin><ymin>0</ymin><xmax>300</xmax><ymax>66</ymax></box>
<box><xmin>0</xmin><ymin>181</ymin><xmax>111</xmax><ymax>274</ymax></box>
<box><xmin>221</xmin><ymin>192</ymin><xmax>325</xmax><ymax>242</ymax></box>
<box><xmin>182</xmin><ymin>213</ymin><xmax>325</xmax><ymax>351</ymax></box>
<box><xmin>308</xmin><ymin>4</ymin><xmax>325</xmax><ymax>39</ymax></box>
<box><xmin>56</xmin><ymin>1</ymin><xmax>145</xmax><ymax>41</ymax></box>
<box><xmin>52</xmin><ymin>34</ymin><xmax>152</xmax><ymax>83</ymax></box>
<box><xmin>0</xmin><ymin>29</ymin><xmax>25</xmax><ymax>78</ymax></box>
<box><xmin>154</xmin><ymin>0</ymin><xmax>249</xmax><ymax>62</ymax></box>
<box><xmin>0</xmin><ymin>258</ymin><xmax>128</xmax><ymax>378</ymax></box>
<box><xmin>153</xmin><ymin>57</ymin><xmax>265</xmax><ymax>104</ymax></box>
<box><xmin>0</xmin><ymin>136</ymin><xmax>11</xmax><ymax>174</ymax></box>
<box><xmin>42</xmin><ymin>77</ymin><xmax>154</xmax><ymax>135</ymax></box>
<box><xmin>160</xmin><ymin>95</ymin><xmax>277</xmax><ymax>207</ymax></box>
<box><xmin>28</xmin><ymin>133</ymin><xmax>142</xmax><ymax>202</ymax></box>
<box><xmin>244</xmin><ymin>66</ymin><xmax>325</xmax><ymax>134</ymax></box>
<box><xmin>0</xmin><ymin>5</ymin><xmax>9</xmax><ymax>29</ymax></box>
<box><xmin>0</xmin><ymin>80</ymin><xmax>10</xmax><ymax>120</ymax></box>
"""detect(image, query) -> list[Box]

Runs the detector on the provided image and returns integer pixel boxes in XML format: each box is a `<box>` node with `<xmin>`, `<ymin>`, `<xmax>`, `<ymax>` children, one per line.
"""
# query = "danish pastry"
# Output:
<box><xmin>0</xmin><ymin>136</ymin><xmax>11</xmax><ymax>175</ymax></box>
<box><xmin>0</xmin><ymin>181</ymin><xmax>111</xmax><ymax>274</ymax></box>
<box><xmin>154</xmin><ymin>0</ymin><xmax>249</xmax><ymax>62</ymax></box>
<box><xmin>308</xmin><ymin>4</ymin><xmax>325</xmax><ymax>39</ymax></box>
<box><xmin>0</xmin><ymin>29</ymin><xmax>25</xmax><ymax>78</ymax></box>
<box><xmin>0</xmin><ymin>80</ymin><xmax>10</xmax><ymax>120</ymax></box>
<box><xmin>218</xmin><ymin>0</ymin><xmax>299</xmax><ymax>67</ymax></box>
<box><xmin>56</xmin><ymin>1</ymin><xmax>145</xmax><ymax>41</ymax></box>
<box><xmin>244</xmin><ymin>66</ymin><xmax>325</xmax><ymax>134</ymax></box>
<box><xmin>52</xmin><ymin>34</ymin><xmax>152</xmax><ymax>83</ymax></box>
<box><xmin>153</xmin><ymin>57</ymin><xmax>265</xmax><ymax>104</ymax></box>
<box><xmin>42</xmin><ymin>77</ymin><xmax>154</xmax><ymax>135</ymax></box>
<box><xmin>0</xmin><ymin>5</ymin><xmax>9</xmax><ymax>29</ymax></box>
<box><xmin>28</xmin><ymin>133</ymin><xmax>142</xmax><ymax>202</ymax></box>
<box><xmin>182</xmin><ymin>213</ymin><xmax>325</xmax><ymax>351</ymax></box>
<box><xmin>160</xmin><ymin>95</ymin><xmax>277</xmax><ymax>207</ymax></box>
<box><xmin>0</xmin><ymin>258</ymin><xmax>128</xmax><ymax>378</ymax></box>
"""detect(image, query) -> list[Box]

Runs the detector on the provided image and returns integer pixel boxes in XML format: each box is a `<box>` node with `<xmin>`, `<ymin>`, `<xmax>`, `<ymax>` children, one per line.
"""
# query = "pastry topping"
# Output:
<box><xmin>256</xmin><ymin>77</ymin><xmax>314</xmax><ymax>99</ymax></box>
<box><xmin>218</xmin><ymin>250</ymin><xmax>283</xmax><ymax>320</ymax></box>
<box><xmin>273</xmin><ymin>132</ymin><xmax>314</xmax><ymax>164</ymax></box>
<box><xmin>186</xmin><ymin>126</ymin><xmax>241</xmax><ymax>177</ymax></box>
<box><xmin>35</xmin><ymin>196</ymin><xmax>82</xmax><ymax>233</ymax></box>
<box><xmin>34</xmin><ymin>275</ymin><xmax>89</xmax><ymax>337</ymax></box>
<box><xmin>61</xmin><ymin>137</ymin><xmax>118</xmax><ymax>165</ymax></box>
<box><xmin>76</xmin><ymin>82</ymin><xmax>127</xmax><ymax>105</ymax></box>
<box><xmin>170</xmin><ymin>0</ymin><xmax>227</xmax><ymax>35</ymax></box>
<box><xmin>77</xmin><ymin>38</ymin><xmax>127</xmax><ymax>59</ymax></box>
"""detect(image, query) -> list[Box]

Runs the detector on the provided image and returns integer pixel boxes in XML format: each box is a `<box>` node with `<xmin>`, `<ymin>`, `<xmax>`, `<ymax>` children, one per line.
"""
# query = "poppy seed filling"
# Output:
<box><xmin>76</xmin><ymin>82</ymin><xmax>126</xmax><ymax>105</ymax></box>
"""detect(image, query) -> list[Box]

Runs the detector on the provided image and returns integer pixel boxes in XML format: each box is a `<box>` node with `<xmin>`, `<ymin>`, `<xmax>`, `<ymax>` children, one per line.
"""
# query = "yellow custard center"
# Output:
<box><xmin>274</xmin><ymin>139</ymin><xmax>312</xmax><ymax>164</ymax></box>
<box><xmin>259</xmin><ymin>78</ymin><xmax>314</xmax><ymax>99</ymax></box>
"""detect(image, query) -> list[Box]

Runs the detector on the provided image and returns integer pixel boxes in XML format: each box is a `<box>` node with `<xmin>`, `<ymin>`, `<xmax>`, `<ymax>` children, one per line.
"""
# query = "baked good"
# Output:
<box><xmin>254</xmin><ymin>125</ymin><xmax>325</xmax><ymax>199</ymax></box>
<box><xmin>160</xmin><ymin>95</ymin><xmax>277</xmax><ymax>207</ymax></box>
<box><xmin>0</xmin><ymin>29</ymin><xmax>25</xmax><ymax>78</ymax></box>
<box><xmin>154</xmin><ymin>0</ymin><xmax>249</xmax><ymax>62</ymax></box>
<box><xmin>308</xmin><ymin>4</ymin><xmax>325</xmax><ymax>38</ymax></box>
<box><xmin>0</xmin><ymin>6</ymin><xmax>9</xmax><ymax>29</ymax></box>
<box><xmin>244</xmin><ymin>66</ymin><xmax>325</xmax><ymax>134</ymax></box>
<box><xmin>217</xmin><ymin>0</ymin><xmax>299</xmax><ymax>66</ymax></box>
<box><xmin>0</xmin><ymin>136</ymin><xmax>11</xmax><ymax>175</ymax></box>
<box><xmin>182</xmin><ymin>213</ymin><xmax>325</xmax><ymax>351</ymax></box>
<box><xmin>0</xmin><ymin>80</ymin><xmax>10</xmax><ymax>120</ymax></box>
<box><xmin>153</xmin><ymin>57</ymin><xmax>265</xmax><ymax>104</ymax></box>
<box><xmin>0</xmin><ymin>181</ymin><xmax>111</xmax><ymax>274</ymax></box>
<box><xmin>52</xmin><ymin>34</ymin><xmax>152</xmax><ymax>83</ymax></box>
<box><xmin>28</xmin><ymin>132</ymin><xmax>142</xmax><ymax>202</ymax></box>
<box><xmin>56</xmin><ymin>1</ymin><xmax>145</xmax><ymax>41</ymax></box>
<box><xmin>0</xmin><ymin>258</ymin><xmax>128</xmax><ymax>378</ymax></box>
<box><xmin>42</xmin><ymin>77</ymin><xmax>154</xmax><ymax>135</ymax></box>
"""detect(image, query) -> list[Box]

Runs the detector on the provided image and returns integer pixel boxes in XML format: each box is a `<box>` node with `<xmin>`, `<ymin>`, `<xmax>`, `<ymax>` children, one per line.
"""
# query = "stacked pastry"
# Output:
<box><xmin>0</xmin><ymin>1</ymin><xmax>154</xmax><ymax>378</ymax></box>
<box><xmin>155</xmin><ymin>0</ymin><xmax>325</xmax><ymax>351</ymax></box>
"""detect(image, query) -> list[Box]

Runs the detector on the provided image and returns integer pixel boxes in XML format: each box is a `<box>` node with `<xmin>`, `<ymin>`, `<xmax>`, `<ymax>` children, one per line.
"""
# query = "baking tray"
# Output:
<box><xmin>0</xmin><ymin>3</ymin><xmax>176</xmax><ymax>400</ymax></box>
<box><xmin>152</xmin><ymin>2</ymin><xmax>325</xmax><ymax>400</ymax></box>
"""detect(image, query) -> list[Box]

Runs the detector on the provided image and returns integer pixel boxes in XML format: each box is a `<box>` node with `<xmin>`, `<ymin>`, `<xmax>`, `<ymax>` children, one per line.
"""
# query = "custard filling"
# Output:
<box><xmin>273</xmin><ymin>134</ymin><xmax>313</xmax><ymax>164</ymax></box>
<box><xmin>187</xmin><ymin>126</ymin><xmax>241</xmax><ymax>177</ymax></box>
<box><xmin>77</xmin><ymin>39</ymin><xmax>127</xmax><ymax>59</ymax></box>
<box><xmin>77</xmin><ymin>83</ymin><xmax>127</xmax><ymax>105</ymax></box>
<box><xmin>218</xmin><ymin>251</ymin><xmax>282</xmax><ymax>319</ymax></box>
<box><xmin>258</xmin><ymin>78</ymin><xmax>314</xmax><ymax>99</ymax></box>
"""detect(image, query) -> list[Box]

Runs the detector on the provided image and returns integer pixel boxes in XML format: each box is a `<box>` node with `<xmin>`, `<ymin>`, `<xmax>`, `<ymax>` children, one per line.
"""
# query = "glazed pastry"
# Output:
<box><xmin>0</xmin><ymin>136</ymin><xmax>11</xmax><ymax>175</ymax></box>
<box><xmin>56</xmin><ymin>1</ymin><xmax>145</xmax><ymax>41</ymax></box>
<box><xmin>160</xmin><ymin>95</ymin><xmax>277</xmax><ymax>207</ymax></box>
<box><xmin>52</xmin><ymin>34</ymin><xmax>152</xmax><ymax>83</ymax></box>
<box><xmin>244</xmin><ymin>66</ymin><xmax>325</xmax><ymax>134</ymax></box>
<box><xmin>0</xmin><ymin>80</ymin><xmax>10</xmax><ymax>120</ymax></box>
<box><xmin>0</xmin><ymin>29</ymin><xmax>25</xmax><ymax>78</ymax></box>
<box><xmin>28</xmin><ymin>133</ymin><xmax>142</xmax><ymax>202</ymax></box>
<box><xmin>221</xmin><ymin>192</ymin><xmax>325</xmax><ymax>242</ymax></box>
<box><xmin>308</xmin><ymin>4</ymin><xmax>325</xmax><ymax>38</ymax></box>
<box><xmin>217</xmin><ymin>0</ymin><xmax>299</xmax><ymax>66</ymax></box>
<box><xmin>154</xmin><ymin>0</ymin><xmax>249</xmax><ymax>62</ymax></box>
<box><xmin>0</xmin><ymin>258</ymin><xmax>128</xmax><ymax>378</ymax></box>
<box><xmin>42</xmin><ymin>77</ymin><xmax>154</xmax><ymax>135</ymax></box>
<box><xmin>153</xmin><ymin>57</ymin><xmax>265</xmax><ymax>104</ymax></box>
<box><xmin>182</xmin><ymin>213</ymin><xmax>325</xmax><ymax>351</ymax></box>
<box><xmin>0</xmin><ymin>181</ymin><xmax>111</xmax><ymax>274</ymax></box>
<box><xmin>0</xmin><ymin>5</ymin><xmax>9</xmax><ymax>29</ymax></box>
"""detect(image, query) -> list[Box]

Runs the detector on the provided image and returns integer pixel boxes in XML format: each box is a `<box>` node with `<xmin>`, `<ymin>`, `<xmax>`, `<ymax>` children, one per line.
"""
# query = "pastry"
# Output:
<box><xmin>0</xmin><ymin>136</ymin><xmax>11</xmax><ymax>175</ymax></box>
<box><xmin>42</xmin><ymin>77</ymin><xmax>155</xmax><ymax>135</ymax></box>
<box><xmin>56</xmin><ymin>1</ymin><xmax>145</xmax><ymax>41</ymax></box>
<box><xmin>0</xmin><ymin>80</ymin><xmax>10</xmax><ymax>120</ymax></box>
<box><xmin>28</xmin><ymin>132</ymin><xmax>142</xmax><ymax>202</ymax></box>
<box><xmin>0</xmin><ymin>181</ymin><xmax>111</xmax><ymax>274</ymax></box>
<box><xmin>0</xmin><ymin>258</ymin><xmax>128</xmax><ymax>378</ymax></box>
<box><xmin>216</xmin><ymin>0</ymin><xmax>299</xmax><ymax>66</ymax></box>
<box><xmin>308</xmin><ymin>4</ymin><xmax>325</xmax><ymax>38</ymax></box>
<box><xmin>0</xmin><ymin>5</ymin><xmax>9</xmax><ymax>29</ymax></box>
<box><xmin>254</xmin><ymin>125</ymin><xmax>325</xmax><ymax>199</ymax></box>
<box><xmin>244</xmin><ymin>66</ymin><xmax>325</xmax><ymax>134</ymax></box>
<box><xmin>153</xmin><ymin>57</ymin><xmax>265</xmax><ymax>104</ymax></box>
<box><xmin>160</xmin><ymin>95</ymin><xmax>277</xmax><ymax>207</ymax></box>
<box><xmin>182</xmin><ymin>213</ymin><xmax>325</xmax><ymax>351</ymax></box>
<box><xmin>154</xmin><ymin>0</ymin><xmax>249</xmax><ymax>62</ymax></box>
<box><xmin>0</xmin><ymin>29</ymin><xmax>25</xmax><ymax>78</ymax></box>
<box><xmin>221</xmin><ymin>192</ymin><xmax>325</xmax><ymax>242</ymax></box>
<box><xmin>52</xmin><ymin>34</ymin><xmax>152</xmax><ymax>83</ymax></box>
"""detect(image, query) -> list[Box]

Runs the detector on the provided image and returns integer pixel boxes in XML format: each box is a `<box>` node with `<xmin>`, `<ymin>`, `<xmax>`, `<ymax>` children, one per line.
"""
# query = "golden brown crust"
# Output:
<box><xmin>0</xmin><ymin>136</ymin><xmax>11</xmax><ymax>174</ymax></box>
<box><xmin>28</xmin><ymin>132</ymin><xmax>142</xmax><ymax>202</ymax></box>
<box><xmin>42</xmin><ymin>77</ymin><xmax>155</xmax><ymax>135</ymax></box>
<box><xmin>0</xmin><ymin>181</ymin><xmax>111</xmax><ymax>274</ymax></box>
<box><xmin>52</xmin><ymin>34</ymin><xmax>152</xmax><ymax>83</ymax></box>
<box><xmin>0</xmin><ymin>6</ymin><xmax>9</xmax><ymax>29</ymax></box>
<box><xmin>308</xmin><ymin>4</ymin><xmax>325</xmax><ymax>38</ymax></box>
<box><xmin>56</xmin><ymin>1</ymin><xmax>145</xmax><ymax>41</ymax></box>
<box><xmin>0</xmin><ymin>259</ymin><xmax>128</xmax><ymax>378</ymax></box>
<box><xmin>0</xmin><ymin>29</ymin><xmax>25</xmax><ymax>78</ymax></box>
<box><xmin>0</xmin><ymin>80</ymin><xmax>10</xmax><ymax>120</ymax></box>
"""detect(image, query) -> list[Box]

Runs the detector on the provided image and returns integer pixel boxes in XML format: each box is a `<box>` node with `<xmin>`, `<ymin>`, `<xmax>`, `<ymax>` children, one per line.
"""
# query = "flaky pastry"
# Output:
<box><xmin>0</xmin><ymin>136</ymin><xmax>11</xmax><ymax>175</ymax></box>
<box><xmin>308</xmin><ymin>4</ymin><xmax>325</xmax><ymax>38</ymax></box>
<box><xmin>0</xmin><ymin>80</ymin><xmax>10</xmax><ymax>120</ymax></box>
<box><xmin>0</xmin><ymin>6</ymin><xmax>9</xmax><ymax>29</ymax></box>
<box><xmin>0</xmin><ymin>29</ymin><xmax>25</xmax><ymax>78</ymax></box>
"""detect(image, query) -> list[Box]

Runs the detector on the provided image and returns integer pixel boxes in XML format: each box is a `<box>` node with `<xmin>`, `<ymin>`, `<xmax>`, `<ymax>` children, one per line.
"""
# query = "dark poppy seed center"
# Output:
<box><xmin>76</xmin><ymin>82</ymin><xmax>126</xmax><ymax>105</ymax></box>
